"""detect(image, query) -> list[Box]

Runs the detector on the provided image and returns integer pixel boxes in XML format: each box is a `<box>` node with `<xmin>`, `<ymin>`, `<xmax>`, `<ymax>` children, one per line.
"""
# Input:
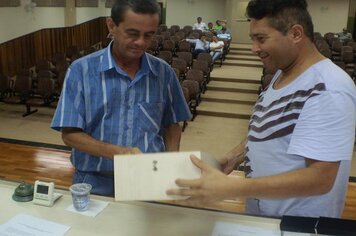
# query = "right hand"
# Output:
<box><xmin>218</xmin><ymin>148</ymin><xmax>245</xmax><ymax>174</ymax></box>
<box><xmin>220</xmin><ymin>152</ymin><xmax>245</xmax><ymax>174</ymax></box>
<box><xmin>110</xmin><ymin>146</ymin><xmax>142</xmax><ymax>158</ymax></box>
<box><xmin>121</xmin><ymin>147</ymin><xmax>142</xmax><ymax>155</ymax></box>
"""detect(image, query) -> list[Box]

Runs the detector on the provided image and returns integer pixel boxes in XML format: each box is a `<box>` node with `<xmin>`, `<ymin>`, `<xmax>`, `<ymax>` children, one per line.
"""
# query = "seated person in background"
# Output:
<box><xmin>184</xmin><ymin>35</ymin><xmax>210</xmax><ymax>58</ymax></box>
<box><xmin>212</xmin><ymin>20</ymin><xmax>223</xmax><ymax>32</ymax></box>
<box><xmin>193</xmin><ymin>17</ymin><xmax>208</xmax><ymax>32</ymax></box>
<box><xmin>209</xmin><ymin>36</ymin><xmax>225</xmax><ymax>63</ymax></box>
<box><xmin>336</xmin><ymin>27</ymin><xmax>352</xmax><ymax>43</ymax></box>
<box><xmin>217</xmin><ymin>26</ymin><xmax>232</xmax><ymax>41</ymax></box>
<box><xmin>219</xmin><ymin>19</ymin><xmax>228</xmax><ymax>27</ymax></box>
<box><xmin>207</xmin><ymin>22</ymin><xmax>214</xmax><ymax>32</ymax></box>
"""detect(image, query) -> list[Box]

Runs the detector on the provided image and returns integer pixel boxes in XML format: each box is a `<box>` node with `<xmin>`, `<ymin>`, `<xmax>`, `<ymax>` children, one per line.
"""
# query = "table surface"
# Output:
<box><xmin>0</xmin><ymin>179</ymin><xmax>281</xmax><ymax>236</ymax></box>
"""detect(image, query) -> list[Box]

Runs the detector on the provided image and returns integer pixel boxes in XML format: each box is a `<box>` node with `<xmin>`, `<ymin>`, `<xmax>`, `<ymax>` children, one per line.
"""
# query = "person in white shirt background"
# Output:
<box><xmin>193</xmin><ymin>17</ymin><xmax>207</xmax><ymax>32</ymax></box>
<box><xmin>209</xmin><ymin>36</ymin><xmax>225</xmax><ymax>63</ymax></box>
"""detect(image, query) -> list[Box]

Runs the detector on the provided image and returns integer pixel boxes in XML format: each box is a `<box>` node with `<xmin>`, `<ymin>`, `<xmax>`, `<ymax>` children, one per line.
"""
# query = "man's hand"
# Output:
<box><xmin>166</xmin><ymin>155</ymin><xmax>234</xmax><ymax>205</ymax></box>
<box><xmin>218</xmin><ymin>140</ymin><xmax>246</xmax><ymax>174</ymax></box>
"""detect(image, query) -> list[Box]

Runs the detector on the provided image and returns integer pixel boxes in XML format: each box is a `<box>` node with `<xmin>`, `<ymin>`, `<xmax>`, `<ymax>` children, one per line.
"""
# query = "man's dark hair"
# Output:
<box><xmin>111</xmin><ymin>0</ymin><xmax>160</xmax><ymax>25</ymax></box>
<box><xmin>246</xmin><ymin>0</ymin><xmax>314</xmax><ymax>41</ymax></box>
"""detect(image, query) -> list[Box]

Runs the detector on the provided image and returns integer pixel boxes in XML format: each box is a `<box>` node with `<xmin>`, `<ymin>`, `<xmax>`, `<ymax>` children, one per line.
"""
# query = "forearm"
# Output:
<box><xmin>228</xmin><ymin>161</ymin><xmax>340</xmax><ymax>199</ymax></box>
<box><xmin>163</xmin><ymin>123</ymin><xmax>182</xmax><ymax>152</ymax></box>
<box><xmin>62</xmin><ymin>128</ymin><xmax>139</xmax><ymax>160</ymax></box>
<box><xmin>220</xmin><ymin>139</ymin><xmax>247</xmax><ymax>164</ymax></box>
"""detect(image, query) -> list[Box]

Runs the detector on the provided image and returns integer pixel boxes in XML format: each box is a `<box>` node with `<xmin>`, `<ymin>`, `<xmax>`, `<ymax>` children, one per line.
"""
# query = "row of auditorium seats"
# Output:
<box><xmin>0</xmin><ymin>43</ymin><xmax>101</xmax><ymax>117</ymax></box>
<box><xmin>314</xmin><ymin>32</ymin><xmax>356</xmax><ymax>80</ymax></box>
<box><xmin>151</xmin><ymin>24</ymin><xmax>232</xmax><ymax>131</ymax></box>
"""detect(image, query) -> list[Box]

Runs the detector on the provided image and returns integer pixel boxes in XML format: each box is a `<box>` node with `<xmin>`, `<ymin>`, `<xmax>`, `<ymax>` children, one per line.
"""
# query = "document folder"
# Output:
<box><xmin>114</xmin><ymin>151</ymin><xmax>220</xmax><ymax>201</ymax></box>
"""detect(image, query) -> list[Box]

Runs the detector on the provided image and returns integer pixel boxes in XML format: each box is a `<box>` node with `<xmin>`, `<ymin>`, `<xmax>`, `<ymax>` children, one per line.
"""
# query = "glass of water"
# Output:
<box><xmin>69</xmin><ymin>183</ymin><xmax>92</xmax><ymax>211</ymax></box>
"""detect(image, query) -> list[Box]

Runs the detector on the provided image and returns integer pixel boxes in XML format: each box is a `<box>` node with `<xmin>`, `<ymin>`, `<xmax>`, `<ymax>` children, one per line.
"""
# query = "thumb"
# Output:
<box><xmin>190</xmin><ymin>155</ymin><xmax>211</xmax><ymax>172</ymax></box>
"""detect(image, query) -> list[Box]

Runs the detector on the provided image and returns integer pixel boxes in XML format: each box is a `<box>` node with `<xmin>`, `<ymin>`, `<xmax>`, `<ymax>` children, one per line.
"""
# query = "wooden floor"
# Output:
<box><xmin>1</xmin><ymin>141</ymin><xmax>355</xmax><ymax>220</ymax></box>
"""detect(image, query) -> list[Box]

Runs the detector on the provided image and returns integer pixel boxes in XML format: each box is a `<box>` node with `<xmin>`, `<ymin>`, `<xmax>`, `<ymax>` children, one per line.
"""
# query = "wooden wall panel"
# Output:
<box><xmin>75</xmin><ymin>0</ymin><xmax>98</xmax><ymax>7</ymax></box>
<box><xmin>0</xmin><ymin>0</ymin><xmax>20</xmax><ymax>7</ymax></box>
<box><xmin>0</xmin><ymin>17</ymin><xmax>108</xmax><ymax>76</ymax></box>
<box><xmin>33</xmin><ymin>0</ymin><xmax>66</xmax><ymax>7</ymax></box>
<box><xmin>105</xmin><ymin>0</ymin><xmax>114</xmax><ymax>8</ymax></box>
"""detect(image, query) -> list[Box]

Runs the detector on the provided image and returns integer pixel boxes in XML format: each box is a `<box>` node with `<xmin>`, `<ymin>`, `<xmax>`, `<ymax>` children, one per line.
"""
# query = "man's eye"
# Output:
<box><xmin>144</xmin><ymin>33</ymin><xmax>154</xmax><ymax>39</ymax></box>
<box><xmin>127</xmin><ymin>32</ymin><xmax>139</xmax><ymax>38</ymax></box>
<box><xmin>256</xmin><ymin>37</ymin><xmax>266</xmax><ymax>43</ymax></box>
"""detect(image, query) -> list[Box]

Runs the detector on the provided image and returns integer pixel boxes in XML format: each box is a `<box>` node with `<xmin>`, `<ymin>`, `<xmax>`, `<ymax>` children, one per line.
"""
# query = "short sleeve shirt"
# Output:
<box><xmin>245</xmin><ymin>59</ymin><xmax>356</xmax><ymax>218</ymax></box>
<box><xmin>51</xmin><ymin>42</ymin><xmax>192</xmax><ymax>172</ymax></box>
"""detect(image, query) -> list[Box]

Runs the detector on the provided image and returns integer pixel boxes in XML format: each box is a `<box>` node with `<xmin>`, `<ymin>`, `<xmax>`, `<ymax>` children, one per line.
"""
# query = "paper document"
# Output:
<box><xmin>212</xmin><ymin>221</ymin><xmax>280</xmax><ymax>236</ymax></box>
<box><xmin>66</xmin><ymin>199</ymin><xmax>109</xmax><ymax>217</ymax></box>
<box><xmin>0</xmin><ymin>213</ymin><xmax>70</xmax><ymax>236</ymax></box>
<box><xmin>114</xmin><ymin>151</ymin><xmax>220</xmax><ymax>201</ymax></box>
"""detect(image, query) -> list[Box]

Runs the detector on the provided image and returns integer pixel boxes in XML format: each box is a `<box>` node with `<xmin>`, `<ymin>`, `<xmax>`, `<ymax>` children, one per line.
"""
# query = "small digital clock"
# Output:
<box><xmin>33</xmin><ymin>180</ymin><xmax>62</xmax><ymax>207</ymax></box>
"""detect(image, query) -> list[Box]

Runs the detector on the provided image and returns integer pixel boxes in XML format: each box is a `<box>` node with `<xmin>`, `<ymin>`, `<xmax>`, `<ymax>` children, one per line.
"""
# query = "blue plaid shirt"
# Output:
<box><xmin>51</xmin><ymin>42</ymin><xmax>191</xmax><ymax>172</ymax></box>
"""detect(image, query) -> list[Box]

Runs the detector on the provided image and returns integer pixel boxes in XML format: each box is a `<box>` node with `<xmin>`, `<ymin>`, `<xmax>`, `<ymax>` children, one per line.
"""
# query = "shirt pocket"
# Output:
<box><xmin>136</xmin><ymin>102</ymin><xmax>165</xmax><ymax>133</ymax></box>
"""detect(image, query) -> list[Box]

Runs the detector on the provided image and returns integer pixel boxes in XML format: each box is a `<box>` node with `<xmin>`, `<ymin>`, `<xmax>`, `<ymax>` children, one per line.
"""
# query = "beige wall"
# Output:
<box><xmin>165</xmin><ymin>0</ymin><xmax>225</xmax><ymax>28</ymax></box>
<box><xmin>308</xmin><ymin>0</ymin><xmax>350</xmax><ymax>34</ymax></box>
<box><xmin>0</xmin><ymin>0</ymin><xmax>65</xmax><ymax>43</ymax></box>
<box><xmin>225</xmin><ymin>0</ymin><xmax>250</xmax><ymax>44</ymax></box>
<box><xmin>225</xmin><ymin>0</ymin><xmax>350</xmax><ymax>43</ymax></box>
<box><xmin>223</xmin><ymin>0</ymin><xmax>350</xmax><ymax>44</ymax></box>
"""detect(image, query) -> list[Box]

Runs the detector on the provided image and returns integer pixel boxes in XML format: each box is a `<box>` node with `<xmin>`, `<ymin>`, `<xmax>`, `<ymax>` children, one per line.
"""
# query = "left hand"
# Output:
<box><xmin>166</xmin><ymin>155</ymin><xmax>231</xmax><ymax>205</ymax></box>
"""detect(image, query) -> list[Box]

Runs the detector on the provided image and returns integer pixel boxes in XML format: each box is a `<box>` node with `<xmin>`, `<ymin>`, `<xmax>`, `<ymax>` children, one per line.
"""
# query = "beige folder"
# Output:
<box><xmin>114</xmin><ymin>151</ymin><xmax>220</xmax><ymax>201</ymax></box>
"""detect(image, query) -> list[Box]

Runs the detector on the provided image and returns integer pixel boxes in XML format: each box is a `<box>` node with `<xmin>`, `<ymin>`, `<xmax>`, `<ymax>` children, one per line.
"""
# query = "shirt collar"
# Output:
<box><xmin>99</xmin><ymin>40</ymin><xmax>158</xmax><ymax>77</ymax></box>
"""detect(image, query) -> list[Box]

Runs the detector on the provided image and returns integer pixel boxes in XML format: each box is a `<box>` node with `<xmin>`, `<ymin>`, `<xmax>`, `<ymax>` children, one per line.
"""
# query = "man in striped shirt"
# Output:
<box><xmin>51</xmin><ymin>0</ymin><xmax>191</xmax><ymax>196</ymax></box>
<box><xmin>168</xmin><ymin>0</ymin><xmax>356</xmax><ymax>218</ymax></box>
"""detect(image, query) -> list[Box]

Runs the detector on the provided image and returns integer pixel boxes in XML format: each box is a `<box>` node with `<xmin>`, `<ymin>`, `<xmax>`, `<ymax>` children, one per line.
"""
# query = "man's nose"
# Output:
<box><xmin>251</xmin><ymin>42</ymin><xmax>260</xmax><ymax>54</ymax></box>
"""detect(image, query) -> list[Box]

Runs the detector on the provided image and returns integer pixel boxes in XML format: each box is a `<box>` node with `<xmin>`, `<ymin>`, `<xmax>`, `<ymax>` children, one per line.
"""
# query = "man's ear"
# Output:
<box><xmin>289</xmin><ymin>24</ymin><xmax>303</xmax><ymax>43</ymax></box>
<box><xmin>106</xmin><ymin>17</ymin><xmax>116</xmax><ymax>35</ymax></box>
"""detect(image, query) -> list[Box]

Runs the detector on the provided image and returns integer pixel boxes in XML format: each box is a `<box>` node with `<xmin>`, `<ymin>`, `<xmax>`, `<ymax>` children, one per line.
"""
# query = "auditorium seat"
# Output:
<box><xmin>169</xmin><ymin>35</ymin><xmax>181</xmax><ymax>50</ymax></box>
<box><xmin>174</xmin><ymin>31</ymin><xmax>186</xmax><ymax>40</ymax></box>
<box><xmin>186</xmin><ymin>69</ymin><xmax>206</xmax><ymax>94</ymax></box>
<box><xmin>26</xmin><ymin>77</ymin><xmax>56</xmax><ymax>112</ymax></box>
<box><xmin>66</xmin><ymin>45</ymin><xmax>80</xmax><ymax>63</ymax></box>
<box><xmin>192</xmin><ymin>59</ymin><xmax>210</xmax><ymax>83</ymax></box>
<box><xmin>177</xmin><ymin>41</ymin><xmax>192</xmax><ymax>53</ymax></box>
<box><xmin>182</xmin><ymin>25</ymin><xmax>193</xmax><ymax>36</ymax></box>
<box><xmin>331</xmin><ymin>40</ymin><xmax>342</xmax><ymax>61</ymax></box>
<box><xmin>181</xmin><ymin>79</ymin><xmax>200</xmax><ymax>120</ymax></box>
<box><xmin>82</xmin><ymin>46</ymin><xmax>96</xmax><ymax>56</ymax></box>
<box><xmin>101</xmin><ymin>38</ymin><xmax>112</xmax><ymax>48</ymax></box>
<box><xmin>181</xmin><ymin>86</ymin><xmax>190</xmax><ymax>131</ymax></box>
<box><xmin>0</xmin><ymin>74</ymin><xmax>11</xmax><ymax>101</ymax></box>
<box><xmin>170</xmin><ymin>25</ymin><xmax>180</xmax><ymax>34</ymax></box>
<box><xmin>162</xmin><ymin>39</ymin><xmax>176</xmax><ymax>54</ymax></box>
<box><xmin>51</xmin><ymin>52</ymin><xmax>67</xmax><ymax>66</ymax></box>
<box><xmin>160</xmin><ymin>31</ymin><xmax>171</xmax><ymax>40</ymax></box>
<box><xmin>158</xmin><ymin>24</ymin><xmax>168</xmax><ymax>32</ymax></box>
<box><xmin>197</xmin><ymin>52</ymin><xmax>214</xmax><ymax>71</ymax></box>
<box><xmin>176</xmin><ymin>51</ymin><xmax>193</xmax><ymax>68</ymax></box>
<box><xmin>35</xmin><ymin>59</ymin><xmax>54</xmax><ymax>74</ymax></box>
<box><xmin>158</xmin><ymin>50</ymin><xmax>173</xmax><ymax>64</ymax></box>
<box><xmin>3</xmin><ymin>70</ymin><xmax>35</xmax><ymax>117</ymax></box>
<box><xmin>171</xmin><ymin>58</ymin><xmax>188</xmax><ymax>80</ymax></box>
<box><xmin>147</xmin><ymin>39</ymin><xmax>159</xmax><ymax>56</ymax></box>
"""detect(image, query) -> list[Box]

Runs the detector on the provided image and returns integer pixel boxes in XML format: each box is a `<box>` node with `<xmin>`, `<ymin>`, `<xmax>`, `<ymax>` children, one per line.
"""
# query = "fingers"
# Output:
<box><xmin>166</xmin><ymin>187</ymin><xmax>194</xmax><ymax>197</ymax></box>
<box><xmin>175</xmin><ymin>178</ymin><xmax>200</xmax><ymax>188</ymax></box>
<box><xmin>131</xmin><ymin>147</ymin><xmax>141</xmax><ymax>154</ymax></box>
